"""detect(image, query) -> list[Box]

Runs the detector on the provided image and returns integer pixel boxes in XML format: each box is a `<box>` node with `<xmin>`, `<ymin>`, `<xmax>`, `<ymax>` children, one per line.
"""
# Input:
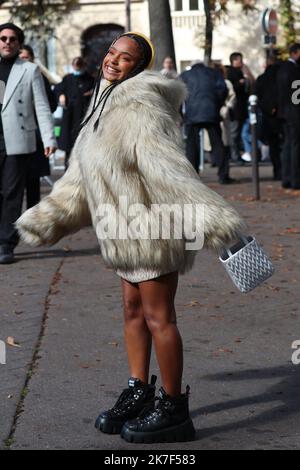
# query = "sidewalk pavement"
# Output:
<box><xmin>0</xmin><ymin>165</ymin><xmax>300</xmax><ymax>450</ymax></box>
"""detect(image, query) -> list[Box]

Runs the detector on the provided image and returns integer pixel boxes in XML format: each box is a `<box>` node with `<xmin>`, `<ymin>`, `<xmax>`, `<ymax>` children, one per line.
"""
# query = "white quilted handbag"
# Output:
<box><xmin>219</xmin><ymin>235</ymin><xmax>275</xmax><ymax>293</ymax></box>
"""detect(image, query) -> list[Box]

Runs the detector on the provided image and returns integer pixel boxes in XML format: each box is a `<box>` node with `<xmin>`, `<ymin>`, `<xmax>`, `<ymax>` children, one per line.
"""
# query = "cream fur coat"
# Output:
<box><xmin>16</xmin><ymin>71</ymin><xmax>245</xmax><ymax>274</ymax></box>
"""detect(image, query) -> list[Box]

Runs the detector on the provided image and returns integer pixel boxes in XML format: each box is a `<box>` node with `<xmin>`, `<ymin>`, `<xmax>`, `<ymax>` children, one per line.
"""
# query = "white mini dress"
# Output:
<box><xmin>116</xmin><ymin>268</ymin><xmax>177</xmax><ymax>283</ymax></box>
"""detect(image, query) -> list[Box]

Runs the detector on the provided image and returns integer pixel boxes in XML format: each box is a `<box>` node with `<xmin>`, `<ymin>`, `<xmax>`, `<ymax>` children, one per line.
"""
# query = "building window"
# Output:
<box><xmin>174</xmin><ymin>0</ymin><xmax>183</xmax><ymax>11</ymax></box>
<box><xmin>189</xmin><ymin>0</ymin><xmax>199</xmax><ymax>10</ymax></box>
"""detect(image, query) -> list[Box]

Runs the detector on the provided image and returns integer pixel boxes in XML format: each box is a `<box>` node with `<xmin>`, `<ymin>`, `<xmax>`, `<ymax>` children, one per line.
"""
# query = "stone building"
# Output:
<box><xmin>0</xmin><ymin>0</ymin><xmax>287</xmax><ymax>78</ymax></box>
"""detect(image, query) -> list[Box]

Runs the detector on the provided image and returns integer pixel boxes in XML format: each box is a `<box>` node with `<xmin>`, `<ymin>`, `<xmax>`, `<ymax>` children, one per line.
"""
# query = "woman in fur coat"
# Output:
<box><xmin>16</xmin><ymin>33</ymin><xmax>245</xmax><ymax>444</ymax></box>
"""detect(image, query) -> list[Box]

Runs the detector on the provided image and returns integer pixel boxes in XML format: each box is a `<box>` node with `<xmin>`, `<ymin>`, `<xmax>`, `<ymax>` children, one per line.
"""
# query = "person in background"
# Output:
<box><xmin>277</xmin><ymin>43</ymin><xmax>300</xmax><ymax>189</ymax></box>
<box><xmin>254</xmin><ymin>56</ymin><xmax>282</xmax><ymax>181</ymax></box>
<box><xmin>212</xmin><ymin>62</ymin><xmax>236</xmax><ymax>165</ymax></box>
<box><xmin>19</xmin><ymin>44</ymin><xmax>57</xmax><ymax>208</ymax></box>
<box><xmin>180</xmin><ymin>60</ymin><xmax>234</xmax><ymax>184</ymax></box>
<box><xmin>240</xmin><ymin>115</ymin><xmax>265</xmax><ymax>164</ymax></box>
<box><xmin>0</xmin><ymin>23</ymin><xmax>56</xmax><ymax>264</ymax></box>
<box><xmin>55</xmin><ymin>57</ymin><xmax>94</xmax><ymax>169</ymax></box>
<box><xmin>160</xmin><ymin>56</ymin><xmax>178</xmax><ymax>79</ymax></box>
<box><xmin>227</xmin><ymin>52</ymin><xmax>254</xmax><ymax>163</ymax></box>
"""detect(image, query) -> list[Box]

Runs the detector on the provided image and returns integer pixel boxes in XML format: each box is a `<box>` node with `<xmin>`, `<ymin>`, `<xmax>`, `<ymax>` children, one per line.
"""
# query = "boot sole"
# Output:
<box><xmin>95</xmin><ymin>416</ymin><xmax>124</xmax><ymax>434</ymax></box>
<box><xmin>0</xmin><ymin>256</ymin><xmax>15</xmax><ymax>264</ymax></box>
<box><xmin>120</xmin><ymin>419</ymin><xmax>195</xmax><ymax>444</ymax></box>
<box><xmin>95</xmin><ymin>399</ymin><xmax>155</xmax><ymax>435</ymax></box>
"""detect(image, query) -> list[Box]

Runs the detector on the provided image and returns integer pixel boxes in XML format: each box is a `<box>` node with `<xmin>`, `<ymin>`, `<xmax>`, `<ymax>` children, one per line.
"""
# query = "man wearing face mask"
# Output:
<box><xmin>0</xmin><ymin>23</ymin><xmax>56</xmax><ymax>264</ymax></box>
<box><xmin>55</xmin><ymin>57</ymin><xmax>94</xmax><ymax>169</ymax></box>
<box><xmin>277</xmin><ymin>43</ymin><xmax>300</xmax><ymax>190</ymax></box>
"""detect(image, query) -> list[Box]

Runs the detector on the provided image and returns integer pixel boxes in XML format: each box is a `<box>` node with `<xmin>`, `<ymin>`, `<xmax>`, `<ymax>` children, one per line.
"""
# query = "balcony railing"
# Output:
<box><xmin>171</xmin><ymin>11</ymin><xmax>205</xmax><ymax>29</ymax></box>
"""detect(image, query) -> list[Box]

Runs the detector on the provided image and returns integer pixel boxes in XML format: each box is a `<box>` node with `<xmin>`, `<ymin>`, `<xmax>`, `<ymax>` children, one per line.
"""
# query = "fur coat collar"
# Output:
<box><xmin>17</xmin><ymin>71</ymin><xmax>245</xmax><ymax>274</ymax></box>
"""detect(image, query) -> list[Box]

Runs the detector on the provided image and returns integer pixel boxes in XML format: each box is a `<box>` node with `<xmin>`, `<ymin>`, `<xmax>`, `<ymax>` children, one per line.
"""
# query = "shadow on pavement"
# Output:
<box><xmin>192</xmin><ymin>364</ymin><xmax>300</xmax><ymax>440</ymax></box>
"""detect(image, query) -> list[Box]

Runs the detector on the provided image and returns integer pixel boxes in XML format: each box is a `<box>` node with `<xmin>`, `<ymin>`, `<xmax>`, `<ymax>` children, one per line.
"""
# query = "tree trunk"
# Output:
<box><xmin>203</xmin><ymin>0</ymin><xmax>213</xmax><ymax>66</ymax></box>
<box><xmin>37</xmin><ymin>0</ymin><xmax>45</xmax><ymax>16</ymax></box>
<box><xmin>148</xmin><ymin>0</ymin><xmax>176</xmax><ymax>70</ymax></box>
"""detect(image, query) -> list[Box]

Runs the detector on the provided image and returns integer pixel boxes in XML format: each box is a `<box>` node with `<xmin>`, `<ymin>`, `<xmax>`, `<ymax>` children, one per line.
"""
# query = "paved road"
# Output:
<box><xmin>1</xmin><ymin>165</ymin><xmax>299</xmax><ymax>450</ymax></box>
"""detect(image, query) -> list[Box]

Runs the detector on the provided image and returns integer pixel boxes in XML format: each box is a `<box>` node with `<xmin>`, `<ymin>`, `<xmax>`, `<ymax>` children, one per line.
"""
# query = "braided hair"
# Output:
<box><xmin>81</xmin><ymin>33</ymin><xmax>153</xmax><ymax>132</ymax></box>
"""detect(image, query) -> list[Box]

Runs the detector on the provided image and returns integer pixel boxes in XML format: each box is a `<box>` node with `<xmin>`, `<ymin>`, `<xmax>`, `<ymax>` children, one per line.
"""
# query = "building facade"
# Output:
<box><xmin>170</xmin><ymin>0</ymin><xmax>281</xmax><ymax>75</ymax></box>
<box><xmin>0</xmin><ymin>0</ymin><xmax>286</xmax><ymax>78</ymax></box>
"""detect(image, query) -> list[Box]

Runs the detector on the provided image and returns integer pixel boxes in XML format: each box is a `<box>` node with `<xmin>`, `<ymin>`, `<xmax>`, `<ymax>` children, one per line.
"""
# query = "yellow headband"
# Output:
<box><xmin>123</xmin><ymin>31</ymin><xmax>155</xmax><ymax>69</ymax></box>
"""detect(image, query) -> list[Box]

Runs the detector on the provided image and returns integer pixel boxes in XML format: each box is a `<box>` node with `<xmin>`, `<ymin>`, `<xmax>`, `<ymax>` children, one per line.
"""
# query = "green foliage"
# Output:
<box><xmin>8</xmin><ymin>0</ymin><xmax>79</xmax><ymax>40</ymax></box>
<box><xmin>279</xmin><ymin>0</ymin><xmax>299</xmax><ymax>51</ymax></box>
<box><xmin>206</xmin><ymin>0</ymin><xmax>256</xmax><ymax>19</ymax></box>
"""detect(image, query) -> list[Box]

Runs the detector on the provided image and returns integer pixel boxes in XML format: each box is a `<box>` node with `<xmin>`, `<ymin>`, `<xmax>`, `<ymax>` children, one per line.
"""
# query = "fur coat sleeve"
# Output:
<box><xmin>16</xmin><ymin>151</ymin><xmax>91</xmax><ymax>246</ymax></box>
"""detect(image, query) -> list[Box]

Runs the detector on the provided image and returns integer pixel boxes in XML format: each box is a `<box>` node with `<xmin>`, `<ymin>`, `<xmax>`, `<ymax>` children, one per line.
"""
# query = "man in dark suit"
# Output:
<box><xmin>255</xmin><ymin>58</ymin><xmax>282</xmax><ymax>181</ymax></box>
<box><xmin>227</xmin><ymin>52</ymin><xmax>254</xmax><ymax>163</ymax></box>
<box><xmin>180</xmin><ymin>61</ymin><xmax>233</xmax><ymax>184</ymax></box>
<box><xmin>277</xmin><ymin>43</ymin><xmax>300</xmax><ymax>189</ymax></box>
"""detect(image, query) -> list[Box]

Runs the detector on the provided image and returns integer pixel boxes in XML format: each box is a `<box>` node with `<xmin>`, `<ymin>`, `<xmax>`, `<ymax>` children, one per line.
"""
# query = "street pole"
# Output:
<box><xmin>249</xmin><ymin>95</ymin><xmax>260</xmax><ymax>201</ymax></box>
<box><xmin>199</xmin><ymin>129</ymin><xmax>205</xmax><ymax>173</ymax></box>
<box><xmin>125</xmin><ymin>0</ymin><xmax>131</xmax><ymax>32</ymax></box>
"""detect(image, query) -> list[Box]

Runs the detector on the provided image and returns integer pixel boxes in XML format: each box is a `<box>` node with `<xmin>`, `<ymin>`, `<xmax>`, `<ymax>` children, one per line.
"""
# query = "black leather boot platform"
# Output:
<box><xmin>95</xmin><ymin>375</ymin><xmax>157</xmax><ymax>434</ymax></box>
<box><xmin>121</xmin><ymin>385</ymin><xmax>195</xmax><ymax>444</ymax></box>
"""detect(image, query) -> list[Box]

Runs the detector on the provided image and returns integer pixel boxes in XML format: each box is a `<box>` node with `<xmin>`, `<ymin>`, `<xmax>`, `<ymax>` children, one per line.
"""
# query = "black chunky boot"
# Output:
<box><xmin>120</xmin><ymin>385</ymin><xmax>195</xmax><ymax>443</ymax></box>
<box><xmin>95</xmin><ymin>375</ymin><xmax>157</xmax><ymax>434</ymax></box>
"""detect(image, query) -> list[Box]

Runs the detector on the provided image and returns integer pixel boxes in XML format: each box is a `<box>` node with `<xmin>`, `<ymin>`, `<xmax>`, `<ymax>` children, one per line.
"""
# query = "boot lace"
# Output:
<box><xmin>137</xmin><ymin>394</ymin><xmax>173</xmax><ymax>423</ymax></box>
<box><xmin>110</xmin><ymin>387</ymin><xmax>144</xmax><ymax>416</ymax></box>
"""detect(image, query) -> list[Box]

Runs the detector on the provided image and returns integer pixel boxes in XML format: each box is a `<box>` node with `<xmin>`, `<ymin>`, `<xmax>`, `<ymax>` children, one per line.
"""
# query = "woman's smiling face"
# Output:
<box><xmin>102</xmin><ymin>36</ymin><xmax>141</xmax><ymax>82</ymax></box>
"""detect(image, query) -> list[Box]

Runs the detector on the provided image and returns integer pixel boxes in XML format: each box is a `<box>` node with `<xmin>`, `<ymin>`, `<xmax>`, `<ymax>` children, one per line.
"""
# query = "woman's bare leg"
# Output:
<box><xmin>138</xmin><ymin>272</ymin><xmax>182</xmax><ymax>397</ymax></box>
<box><xmin>121</xmin><ymin>279</ymin><xmax>152</xmax><ymax>384</ymax></box>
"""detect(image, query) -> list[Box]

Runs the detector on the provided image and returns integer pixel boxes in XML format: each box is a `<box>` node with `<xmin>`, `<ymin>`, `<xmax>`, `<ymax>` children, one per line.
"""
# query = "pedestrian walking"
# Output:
<box><xmin>277</xmin><ymin>43</ymin><xmax>300</xmax><ymax>190</ymax></box>
<box><xmin>55</xmin><ymin>57</ymin><xmax>94</xmax><ymax>169</ymax></box>
<box><xmin>0</xmin><ymin>23</ymin><xmax>56</xmax><ymax>264</ymax></box>
<box><xmin>227</xmin><ymin>52</ymin><xmax>254</xmax><ymax>163</ymax></box>
<box><xmin>180</xmin><ymin>60</ymin><xmax>234</xmax><ymax>184</ymax></box>
<box><xmin>16</xmin><ymin>32</ymin><xmax>244</xmax><ymax>443</ymax></box>
<box><xmin>19</xmin><ymin>44</ymin><xmax>57</xmax><ymax>208</ymax></box>
<box><xmin>212</xmin><ymin>63</ymin><xmax>237</xmax><ymax>166</ymax></box>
